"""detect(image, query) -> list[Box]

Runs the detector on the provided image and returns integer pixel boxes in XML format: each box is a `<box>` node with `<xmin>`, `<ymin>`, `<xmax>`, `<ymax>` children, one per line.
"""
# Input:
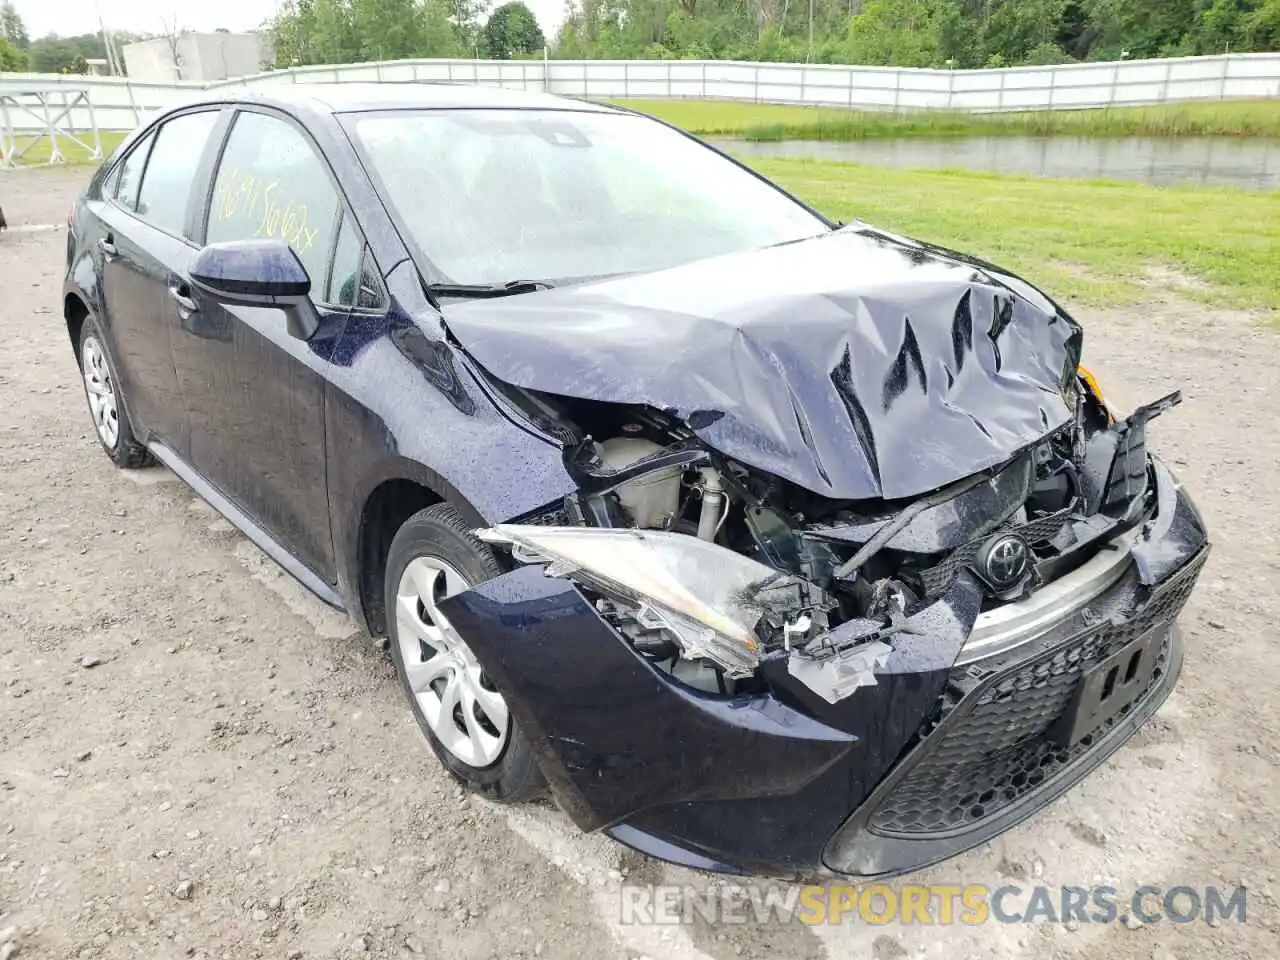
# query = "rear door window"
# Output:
<box><xmin>135</xmin><ymin>111</ymin><xmax>220</xmax><ymax>237</ymax></box>
<box><xmin>207</xmin><ymin>111</ymin><xmax>341</xmax><ymax>285</ymax></box>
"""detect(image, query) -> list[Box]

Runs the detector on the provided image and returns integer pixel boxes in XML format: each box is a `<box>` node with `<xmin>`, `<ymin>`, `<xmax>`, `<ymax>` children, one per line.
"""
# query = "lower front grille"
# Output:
<box><xmin>867</xmin><ymin>550</ymin><xmax>1205</xmax><ymax>838</ymax></box>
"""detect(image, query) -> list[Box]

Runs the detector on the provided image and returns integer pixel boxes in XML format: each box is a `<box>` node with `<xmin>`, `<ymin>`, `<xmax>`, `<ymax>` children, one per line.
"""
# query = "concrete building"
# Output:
<box><xmin>122</xmin><ymin>32</ymin><xmax>273</xmax><ymax>83</ymax></box>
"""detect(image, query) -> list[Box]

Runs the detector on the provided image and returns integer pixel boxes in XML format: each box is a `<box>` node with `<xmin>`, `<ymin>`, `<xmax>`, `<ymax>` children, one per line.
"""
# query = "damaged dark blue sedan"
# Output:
<box><xmin>63</xmin><ymin>84</ymin><xmax>1209</xmax><ymax>879</ymax></box>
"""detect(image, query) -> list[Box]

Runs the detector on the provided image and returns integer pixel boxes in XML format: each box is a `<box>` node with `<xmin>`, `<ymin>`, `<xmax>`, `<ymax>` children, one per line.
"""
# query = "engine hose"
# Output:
<box><xmin>697</xmin><ymin>469</ymin><xmax>726</xmax><ymax>541</ymax></box>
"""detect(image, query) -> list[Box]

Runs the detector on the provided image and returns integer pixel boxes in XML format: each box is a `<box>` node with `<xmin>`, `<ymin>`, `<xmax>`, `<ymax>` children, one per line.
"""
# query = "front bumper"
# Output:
<box><xmin>825</xmin><ymin>555</ymin><xmax>1200</xmax><ymax>876</ymax></box>
<box><xmin>440</xmin><ymin>460</ymin><xmax>1208</xmax><ymax>879</ymax></box>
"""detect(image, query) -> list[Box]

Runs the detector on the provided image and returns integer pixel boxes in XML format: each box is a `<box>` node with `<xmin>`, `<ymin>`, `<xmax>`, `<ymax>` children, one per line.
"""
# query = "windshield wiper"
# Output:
<box><xmin>427</xmin><ymin>280</ymin><xmax>553</xmax><ymax>300</ymax></box>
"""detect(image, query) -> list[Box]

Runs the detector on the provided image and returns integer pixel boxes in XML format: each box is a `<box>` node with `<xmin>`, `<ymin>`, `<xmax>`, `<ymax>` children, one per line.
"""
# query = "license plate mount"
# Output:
<box><xmin>1054</xmin><ymin>626</ymin><xmax>1166</xmax><ymax>747</ymax></box>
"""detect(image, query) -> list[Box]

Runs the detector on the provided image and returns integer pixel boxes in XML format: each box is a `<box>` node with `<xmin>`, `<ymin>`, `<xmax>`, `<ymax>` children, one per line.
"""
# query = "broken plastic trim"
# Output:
<box><xmin>804</xmin><ymin>455</ymin><xmax>1034</xmax><ymax>554</ymax></box>
<box><xmin>831</xmin><ymin>470</ymin><xmax>996</xmax><ymax>580</ymax></box>
<box><xmin>787</xmin><ymin>640</ymin><xmax>895</xmax><ymax>704</ymax></box>
<box><xmin>478</xmin><ymin>524</ymin><xmax>827</xmax><ymax>678</ymax></box>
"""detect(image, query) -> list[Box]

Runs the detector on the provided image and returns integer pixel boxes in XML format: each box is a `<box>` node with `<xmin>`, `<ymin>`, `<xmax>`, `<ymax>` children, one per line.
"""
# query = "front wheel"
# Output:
<box><xmin>385</xmin><ymin>503</ymin><xmax>544</xmax><ymax>802</ymax></box>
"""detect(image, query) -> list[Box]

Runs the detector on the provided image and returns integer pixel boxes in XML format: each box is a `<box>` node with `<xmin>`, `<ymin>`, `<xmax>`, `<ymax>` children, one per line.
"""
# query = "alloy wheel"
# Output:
<box><xmin>81</xmin><ymin>336</ymin><xmax>119</xmax><ymax>450</ymax></box>
<box><xmin>395</xmin><ymin>556</ymin><xmax>510</xmax><ymax>767</ymax></box>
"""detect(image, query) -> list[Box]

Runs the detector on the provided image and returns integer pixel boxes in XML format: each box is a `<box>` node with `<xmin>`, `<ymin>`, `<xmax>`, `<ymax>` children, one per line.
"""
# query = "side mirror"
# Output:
<box><xmin>189</xmin><ymin>239</ymin><xmax>320</xmax><ymax>340</ymax></box>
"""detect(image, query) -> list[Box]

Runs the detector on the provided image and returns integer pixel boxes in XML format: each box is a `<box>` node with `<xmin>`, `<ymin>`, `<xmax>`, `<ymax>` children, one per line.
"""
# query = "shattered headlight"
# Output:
<box><xmin>479</xmin><ymin>525</ymin><xmax>820</xmax><ymax>678</ymax></box>
<box><xmin>1078</xmin><ymin>364</ymin><xmax>1116</xmax><ymax>424</ymax></box>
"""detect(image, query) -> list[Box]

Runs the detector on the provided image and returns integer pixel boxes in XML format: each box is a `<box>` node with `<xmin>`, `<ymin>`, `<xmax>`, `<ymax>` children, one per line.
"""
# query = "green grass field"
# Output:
<box><xmin>615</xmin><ymin>98</ymin><xmax>1280</xmax><ymax>142</ymax></box>
<box><xmin>10</xmin><ymin>98</ymin><xmax>1280</xmax><ymax>158</ymax></box>
<box><xmin>2</xmin><ymin>130</ymin><xmax>127</xmax><ymax>167</ymax></box>
<box><xmin>613</xmin><ymin>98</ymin><xmax>1280</xmax><ymax>313</ymax></box>
<box><xmin>750</xmin><ymin>156</ymin><xmax>1279</xmax><ymax>313</ymax></box>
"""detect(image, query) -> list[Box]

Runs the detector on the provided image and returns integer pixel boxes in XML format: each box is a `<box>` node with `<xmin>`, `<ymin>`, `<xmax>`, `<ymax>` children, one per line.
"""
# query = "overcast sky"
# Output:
<box><xmin>9</xmin><ymin>0</ymin><xmax>566</xmax><ymax>46</ymax></box>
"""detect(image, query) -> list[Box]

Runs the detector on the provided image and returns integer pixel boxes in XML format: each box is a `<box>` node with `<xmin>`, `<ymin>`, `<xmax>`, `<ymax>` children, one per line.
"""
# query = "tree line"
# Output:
<box><xmin>269</xmin><ymin>0</ymin><xmax>545</xmax><ymax>66</ymax></box>
<box><xmin>0</xmin><ymin>0</ymin><xmax>548</xmax><ymax>73</ymax></box>
<box><xmin>269</xmin><ymin>0</ymin><xmax>1280</xmax><ymax>68</ymax></box>
<box><xmin>0</xmin><ymin>1</ymin><xmax>152</xmax><ymax>74</ymax></box>
<box><xmin>4</xmin><ymin>0</ymin><xmax>1279</xmax><ymax>76</ymax></box>
<box><xmin>558</xmin><ymin>0</ymin><xmax>1280</xmax><ymax>67</ymax></box>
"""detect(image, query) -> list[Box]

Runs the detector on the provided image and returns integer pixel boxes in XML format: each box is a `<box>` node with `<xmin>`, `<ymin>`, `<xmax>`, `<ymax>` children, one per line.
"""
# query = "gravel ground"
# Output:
<box><xmin>1</xmin><ymin>166</ymin><xmax>1276</xmax><ymax>960</ymax></box>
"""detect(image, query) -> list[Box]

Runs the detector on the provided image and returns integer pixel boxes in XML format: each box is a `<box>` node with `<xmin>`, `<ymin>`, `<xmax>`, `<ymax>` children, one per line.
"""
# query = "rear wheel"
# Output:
<box><xmin>385</xmin><ymin>503</ymin><xmax>544</xmax><ymax>802</ymax></box>
<box><xmin>78</xmin><ymin>317</ymin><xmax>153</xmax><ymax>468</ymax></box>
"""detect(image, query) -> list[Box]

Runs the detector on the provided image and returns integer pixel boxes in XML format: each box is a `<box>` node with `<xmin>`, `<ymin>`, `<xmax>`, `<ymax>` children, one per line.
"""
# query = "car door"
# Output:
<box><xmin>93</xmin><ymin>110</ymin><xmax>221</xmax><ymax>454</ymax></box>
<box><xmin>174</xmin><ymin>108</ymin><xmax>366</xmax><ymax>583</ymax></box>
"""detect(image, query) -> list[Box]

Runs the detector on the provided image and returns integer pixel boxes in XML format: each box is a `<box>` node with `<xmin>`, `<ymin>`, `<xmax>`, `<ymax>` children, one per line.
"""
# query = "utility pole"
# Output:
<box><xmin>94</xmin><ymin>0</ymin><xmax>121</xmax><ymax>75</ymax></box>
<box><xmin>807</xmin><ymin>0</ymin><xmax>813</xmax><ymax>63</ymax></box>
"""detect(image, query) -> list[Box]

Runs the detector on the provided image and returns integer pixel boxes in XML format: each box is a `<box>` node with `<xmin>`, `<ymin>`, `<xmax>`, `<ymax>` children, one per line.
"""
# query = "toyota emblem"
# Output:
<box><xmin>977</xmin><ymin>533</ymin><xmax>1030</xmax><ymax>590</ymax></box>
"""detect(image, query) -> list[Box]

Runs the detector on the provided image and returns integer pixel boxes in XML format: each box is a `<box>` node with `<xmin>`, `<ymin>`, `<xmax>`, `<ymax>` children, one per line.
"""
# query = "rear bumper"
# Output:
<box><xmin>440</xmin><ymin>461</ymin><xmax>1208</xmax><ymax>879</ymax></box>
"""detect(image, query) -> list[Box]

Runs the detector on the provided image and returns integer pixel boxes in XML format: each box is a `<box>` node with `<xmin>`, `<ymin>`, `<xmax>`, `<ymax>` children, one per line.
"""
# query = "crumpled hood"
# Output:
<box><xmin>444</xmin><ymin>226</ymin><xmax>1082</xmax><ymax>501</ymax></box>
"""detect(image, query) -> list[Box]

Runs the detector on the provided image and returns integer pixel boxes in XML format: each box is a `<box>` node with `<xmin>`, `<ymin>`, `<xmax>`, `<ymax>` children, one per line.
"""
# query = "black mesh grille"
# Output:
<box><xmin>868</xmin><ymin>553</ymin><xmax>1204</xmax><ymax>837</ymax></box>
<box><xmin>514</xmin><ymin>503</ymin><xmax>572</xmax><ymax>526</ymax></box>
<box><xmin>917</xmin><ymin>505</ymin><xmax>1073</xmax><ymax>598</ymax></box>
<box><xmin>917</xmin><ymin>546</ymin><xmax>978</xmax><ymax>599</ymax></box>
<box><xmin>1017</xmin><ymin>506</ymin><xmax>1077</xmax><ymax>545</ymax></box>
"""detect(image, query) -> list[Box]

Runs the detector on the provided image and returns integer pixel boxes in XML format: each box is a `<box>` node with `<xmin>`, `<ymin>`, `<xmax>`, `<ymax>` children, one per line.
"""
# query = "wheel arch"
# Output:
<box><xmin>352</xmin><ymin>463</ymin><xmax>490</xmax><ymax>637</ymax></box>
<box><xmin>65</xmin><ymin>292</ymin><xmax>91</xmax><ymax>364</ymax></box>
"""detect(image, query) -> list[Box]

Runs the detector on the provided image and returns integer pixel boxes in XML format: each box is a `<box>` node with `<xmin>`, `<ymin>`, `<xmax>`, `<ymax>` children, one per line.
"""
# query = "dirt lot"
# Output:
<box><xmin>1</xmin><ymin>166</ymin><xmax>1276</xmax><ymax>960</ymax></box>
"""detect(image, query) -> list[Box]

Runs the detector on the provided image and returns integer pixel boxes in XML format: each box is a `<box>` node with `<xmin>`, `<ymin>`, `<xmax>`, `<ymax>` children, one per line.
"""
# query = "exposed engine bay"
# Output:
<box><xmin>433</xmin><ymin>225</ymin><xmax>1210</xmax><ymax>877</ymax></box>
<box><xmin>481</xmin><ymin>368</ymin><xmax>1183</xmax><ymax>703</ymax></box>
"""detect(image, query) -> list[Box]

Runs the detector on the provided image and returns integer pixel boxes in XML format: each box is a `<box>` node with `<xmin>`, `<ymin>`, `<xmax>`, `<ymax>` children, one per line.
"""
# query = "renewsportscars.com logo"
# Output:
<box><xmin>619</xmin><ymin>883</ymin><xmax>1249</xmax><ymax>927</ymax></box>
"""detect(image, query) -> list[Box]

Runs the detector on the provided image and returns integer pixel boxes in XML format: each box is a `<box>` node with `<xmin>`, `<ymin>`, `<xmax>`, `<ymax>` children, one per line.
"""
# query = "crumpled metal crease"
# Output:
<box><xmin>443</xmin><ymin>226</ymin><xmax>1082</xmax><ymax>501</ymax></box>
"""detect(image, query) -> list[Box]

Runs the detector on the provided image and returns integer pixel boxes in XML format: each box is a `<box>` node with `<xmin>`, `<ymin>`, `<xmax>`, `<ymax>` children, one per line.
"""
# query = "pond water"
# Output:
<box><xmin>718</xmin><ymin>136</ymin><xmax>1280</xmax><ymax>190</ymax></box>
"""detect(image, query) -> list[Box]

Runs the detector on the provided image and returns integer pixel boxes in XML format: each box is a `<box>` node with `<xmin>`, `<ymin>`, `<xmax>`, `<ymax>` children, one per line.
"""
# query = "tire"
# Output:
<box><xmin>385</xmin><ymin>502</ymin><xmax>544</xmax><ymax>802</ymax></box>
<box><xmin>78</xmin><ymin>316</ymin><xmax>153</xmax><ymax>469</ymax></box>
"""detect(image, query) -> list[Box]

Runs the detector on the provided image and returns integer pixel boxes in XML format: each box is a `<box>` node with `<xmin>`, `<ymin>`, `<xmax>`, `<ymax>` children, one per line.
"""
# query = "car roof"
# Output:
<box><xmin>215</xmin><ymin>82</ymin><xmax>620</xmax><ymax>115</ymax></box>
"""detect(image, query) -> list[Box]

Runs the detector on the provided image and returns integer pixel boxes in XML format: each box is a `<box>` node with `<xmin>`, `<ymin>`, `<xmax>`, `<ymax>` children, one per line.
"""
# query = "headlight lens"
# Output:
<box><xmin>480</xmin><ymin>525</ymin><xmax>816</xmax><ymax>677</ymax></box>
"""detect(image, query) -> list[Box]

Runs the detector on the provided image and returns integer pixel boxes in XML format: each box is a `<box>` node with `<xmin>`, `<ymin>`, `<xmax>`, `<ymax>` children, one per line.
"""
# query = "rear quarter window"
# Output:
<box><xmin>112</xmin><ymin>133</ymin><xmax>155</xmax><ymax>212</ymax></box>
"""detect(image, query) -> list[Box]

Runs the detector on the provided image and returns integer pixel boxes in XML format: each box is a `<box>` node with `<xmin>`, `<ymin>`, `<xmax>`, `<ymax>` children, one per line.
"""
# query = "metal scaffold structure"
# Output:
<box><xmin>0</xmin><ymin>86</ymin><xmax>104</xmax><ymax>168</ymax></box>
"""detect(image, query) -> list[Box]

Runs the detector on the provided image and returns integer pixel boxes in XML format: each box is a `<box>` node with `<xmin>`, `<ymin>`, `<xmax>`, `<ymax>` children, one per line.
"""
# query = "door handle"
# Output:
<box><xmin>98</xmin><ymin>237</ymin><xmax>117</xmax><ymax>259</ymax></box>
<box><xmin>168</xmin><ymin>284</ymin><xmax>199</xmax><ymax>317</ymax></box>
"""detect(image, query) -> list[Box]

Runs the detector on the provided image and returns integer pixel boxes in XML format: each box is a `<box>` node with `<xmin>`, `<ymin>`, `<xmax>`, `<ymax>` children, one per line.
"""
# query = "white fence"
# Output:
<box><xmin>2</xmin><ymin>52</ymin><xmax>1279</xmax><ymax>136</ymax></box>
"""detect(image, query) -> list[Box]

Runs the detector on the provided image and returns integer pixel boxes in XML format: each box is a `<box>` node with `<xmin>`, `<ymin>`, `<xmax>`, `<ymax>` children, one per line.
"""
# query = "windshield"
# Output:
<box><xmin>350</xmin><ymin>109</ymin><xmax>829</xmax><ymax>286</ymax></box>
